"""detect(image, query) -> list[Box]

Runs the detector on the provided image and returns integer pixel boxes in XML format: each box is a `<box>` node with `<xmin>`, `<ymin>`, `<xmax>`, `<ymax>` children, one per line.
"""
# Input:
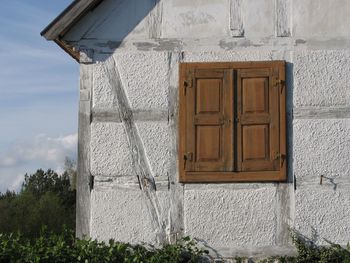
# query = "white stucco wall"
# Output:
<box><xmin>65</xmin><ymin>0</ymin><xmax>350</xmax><ymax>259</ymax></box>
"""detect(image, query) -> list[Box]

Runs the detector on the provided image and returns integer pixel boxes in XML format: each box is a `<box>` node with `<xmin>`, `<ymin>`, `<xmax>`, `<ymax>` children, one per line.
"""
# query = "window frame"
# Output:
<box><xmin>179</xmin><ymin>61</ymin><xmax>287</xmax><ymax>183</ymax></box>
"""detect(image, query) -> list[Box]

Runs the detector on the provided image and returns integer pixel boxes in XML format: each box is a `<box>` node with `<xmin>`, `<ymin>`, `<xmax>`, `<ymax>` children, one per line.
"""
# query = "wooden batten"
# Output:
<box><xmin>54</xmin><ymin>39</ymin><xmax>80</xmax><ymax>62</ymax></box>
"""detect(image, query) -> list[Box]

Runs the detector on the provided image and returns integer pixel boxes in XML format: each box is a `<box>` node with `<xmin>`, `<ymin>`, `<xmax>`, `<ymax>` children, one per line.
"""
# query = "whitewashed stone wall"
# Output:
<box><xmin>67</xmin><ymin>0</ymin><xmax>350</xmax><ymax>259</ymax></box>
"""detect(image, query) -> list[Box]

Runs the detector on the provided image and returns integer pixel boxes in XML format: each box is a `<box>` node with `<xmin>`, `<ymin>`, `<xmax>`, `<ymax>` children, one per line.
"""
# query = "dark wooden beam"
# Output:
<box><xmin>54</xmin><ymin>39</ymin><xmax>80</xmax><ymax>62</ymax></box>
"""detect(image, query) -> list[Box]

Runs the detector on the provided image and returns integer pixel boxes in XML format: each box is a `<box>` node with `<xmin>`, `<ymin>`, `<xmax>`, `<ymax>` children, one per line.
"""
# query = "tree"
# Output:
<box><xmin>0</xmin><ymin>167</ymin><xmax>76</xmax><ymax>238</ymax></box>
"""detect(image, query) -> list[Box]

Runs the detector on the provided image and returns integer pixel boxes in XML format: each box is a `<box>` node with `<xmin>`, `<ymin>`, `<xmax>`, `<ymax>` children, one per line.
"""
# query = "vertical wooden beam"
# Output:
<box><xmin>148</xmin><ymin>0</ymin><xmax>163</xmax><ymax>39</ymax></box>
<box><xmin>229</xmin><ymin>0</ymin><xmax>244</xmax><ymax>37</ymax></box>
<box><xmin>275</xmin><ymin>0</ymin><xmax>291</xmax><ymax>37</ymax></box>
<box><xmin>275</xmin><ymin>184</ymin><xmax>293</xmax><ymax>247</ymax></box>
<box><xmin>76</xmin><ymin>62</ymin><xmax>93</xmax><ymax>238</ymax></box>
<box><xmin>167</xmin><ymin>52</ymin><xmax>184</xmax><ymax>243</ymax></box>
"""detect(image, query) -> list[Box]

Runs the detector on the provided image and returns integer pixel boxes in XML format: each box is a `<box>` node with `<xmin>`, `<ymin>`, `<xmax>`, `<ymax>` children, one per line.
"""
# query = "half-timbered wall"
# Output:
<box><xmin>66</xmin><ymin>0</ymin><xmax>350</xmax><ymax>259</ymax></box>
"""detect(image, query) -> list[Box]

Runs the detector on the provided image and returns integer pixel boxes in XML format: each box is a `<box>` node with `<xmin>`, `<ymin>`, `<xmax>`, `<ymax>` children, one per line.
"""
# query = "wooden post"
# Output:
<box><xmin>76</xmin><ymin>62</ymin><xmax>93</xmax><ymax>238</ymax></box>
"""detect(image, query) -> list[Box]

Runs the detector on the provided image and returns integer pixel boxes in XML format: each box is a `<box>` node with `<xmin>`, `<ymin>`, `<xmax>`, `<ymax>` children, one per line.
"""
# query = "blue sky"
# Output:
<box><xmin>0</xmin><ymin>0</ymin><xmax>78</xmax><ymax>192</ymax></box>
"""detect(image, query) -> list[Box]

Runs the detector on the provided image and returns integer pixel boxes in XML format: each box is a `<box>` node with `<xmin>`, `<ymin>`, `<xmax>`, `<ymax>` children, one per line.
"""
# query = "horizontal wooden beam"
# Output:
<box><xmin>181</xmin><ymin>171</ymin><xmax>286</xmax><ymax>183</ymax></box>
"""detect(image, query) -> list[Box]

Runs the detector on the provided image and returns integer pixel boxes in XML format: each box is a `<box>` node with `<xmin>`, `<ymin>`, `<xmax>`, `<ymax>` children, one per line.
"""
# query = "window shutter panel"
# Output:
<box><xmin>236</xmin><ymin>67</ymin><xmax>280</xmax><ymax>172</ymax></box>
<box><xmin>179</xmin><ymin>61</ymin><xmax>286</xmax><ymax>183</ymax></box>
<box><xmin>183</xmin><ymin>69</ymin><xmax>234</xmax><ymax>172</ymax></box>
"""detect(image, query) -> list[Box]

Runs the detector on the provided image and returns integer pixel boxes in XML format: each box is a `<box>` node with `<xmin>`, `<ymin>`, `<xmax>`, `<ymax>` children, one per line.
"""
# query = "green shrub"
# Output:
<box><xmin>0</xmin><ymin>229</ymin><xmax>207</xmax><ymax>263</ymax></box>
<box><xmin>260</xmin><ymin>230</ymin><xmax>350</xmax><ymax>263</ymax></box>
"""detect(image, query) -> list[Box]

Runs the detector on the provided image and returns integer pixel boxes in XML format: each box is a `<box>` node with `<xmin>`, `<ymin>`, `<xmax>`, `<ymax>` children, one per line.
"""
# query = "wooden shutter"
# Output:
<box><xmin>182</xmin><ymin>68</ymin><xmax>234</xmax><ymax>173</ymax></box>
<box><xmin>236</xmin><ymin>68</ymin><xmax>280</xmax><ymax>172</ymax></box>
<box><xmin>179</xmin><ymin>61</ymin><xmax>286</xmax><ymax>183</ymax></box>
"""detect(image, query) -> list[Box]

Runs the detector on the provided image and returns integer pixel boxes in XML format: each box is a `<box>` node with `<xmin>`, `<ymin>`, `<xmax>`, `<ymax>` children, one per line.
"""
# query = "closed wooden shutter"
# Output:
<box><xmin>236</xmin><ymin>68</ymin><xmax>280</xmax><ymax>172</ymax></box>
<box><xmin>179</xmin><ymin>61</ymin><xmax>286</xmax><ymax>183</ymax></box>
<box><xmin>182</xmin><ymin>68</ymin><xmax>234</xmax><ymax>173</ymax></box>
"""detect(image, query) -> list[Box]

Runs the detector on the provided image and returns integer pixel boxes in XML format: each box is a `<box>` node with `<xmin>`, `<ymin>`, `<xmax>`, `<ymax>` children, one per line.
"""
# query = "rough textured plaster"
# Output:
<box><xmin>102</xmin><ymin>57</ymin><xmax>168</xmax><ymax>243</ymax></box>
<box><xmin>295</xmin><ymin>186</ymin><xmax>350</xmax><ymax>245</ymax></box>
<box><xmin>294</xmin><ymin>50</ymin><xmax>350</xmax><ymax>107</ymax></box>
<box><xmin>136</xmin><ymin>121</ymin><xmax>170</xmax><ymax>177</ymax></box>
<box><xmin>114</xmin><ymin>52</ymin><xmax>169</xmax><ymax>111</ymax></box>
<box><xmin>93</xmin><ymin>62</ymin><xmax>117</xmax><ymax>109</ymax></box>
<box><xmin>294</xmin><ymin>119</ymin><xmax>350</xmax><ymax>182</ymax></box>
<box><xmin>184</xmin><ymin>187</ymin><xmax>277</xmax><ymax>248</ymax></box>
<box><xmin>90</xmin><ymin>189</ymin><xmax>169</xmax><ymax>244</ymax></box>
<box><xmin>90</xmin><ymin>122</ymin><xmax>135</xmax><ymax>176</ymax></box>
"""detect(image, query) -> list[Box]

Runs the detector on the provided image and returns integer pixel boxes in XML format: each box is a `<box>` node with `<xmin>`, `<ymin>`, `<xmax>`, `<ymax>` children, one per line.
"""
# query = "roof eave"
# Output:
<box><xmin>54</xmin><ymin>39</ymin><xmax>80</xmax><ymax>62</ymax></box>
<box><xmin>41</xmin><ymin>0</ymin><xmax>103</xmax><ymax>62</ymax></box>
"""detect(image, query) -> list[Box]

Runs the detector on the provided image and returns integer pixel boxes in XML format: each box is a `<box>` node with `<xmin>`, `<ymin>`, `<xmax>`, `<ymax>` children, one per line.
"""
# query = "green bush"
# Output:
<box><xmin>260</xmin><ymin>230</ymin><xmax>350</xmax><ymax>263</ymax></box>
<box><xmin>0</xmin><ymin>229</ymin><xmax>207</xmax><ymax>263</ymax></box>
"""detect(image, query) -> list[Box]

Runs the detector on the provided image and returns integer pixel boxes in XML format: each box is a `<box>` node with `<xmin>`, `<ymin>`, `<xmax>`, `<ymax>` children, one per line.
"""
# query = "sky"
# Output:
<box><xmin>0</xmin><ymin>0</ymin><xmax>78</xmax><ymax>192</ymax></box>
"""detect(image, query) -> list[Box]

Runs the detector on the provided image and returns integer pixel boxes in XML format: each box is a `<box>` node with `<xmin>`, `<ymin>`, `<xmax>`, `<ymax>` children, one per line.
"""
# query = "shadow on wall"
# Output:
<box><xmin>286</xmin><ymin>62</ymin><xmax>294</xmax><ymax>186</ymax></box>
<box><xmin>65</xmin><ymin>0</ymin><xmax>163</xmax><ymax>61</ymax></box>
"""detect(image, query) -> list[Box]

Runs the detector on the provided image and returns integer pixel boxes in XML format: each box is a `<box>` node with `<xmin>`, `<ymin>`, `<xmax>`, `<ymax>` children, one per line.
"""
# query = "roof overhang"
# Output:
<box><xmin>41</xmin><ymin>0</ymin><xmax>104</xmax><ymax>62</ymax></box>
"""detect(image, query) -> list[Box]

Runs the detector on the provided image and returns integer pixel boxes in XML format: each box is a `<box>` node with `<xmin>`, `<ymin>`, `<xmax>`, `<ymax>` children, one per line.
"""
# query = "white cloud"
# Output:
<box><xmin>7</xmin><ymin>133</ymin><xmax>78</xmax><ymax>165</ymax></box>
<box><xmin>0</xmin><ymin>133</ymin><xmax>78</xmax><ymax>193</ymax></box>
<box><xmin>0</xmin><ymin>157</ymin><xmax>17</xmax><ymax>167</ymax></box>
<box><xmin>51</xmin><ymin>134</ymin><xmax>78</xmax><ymax>149</ymax></box>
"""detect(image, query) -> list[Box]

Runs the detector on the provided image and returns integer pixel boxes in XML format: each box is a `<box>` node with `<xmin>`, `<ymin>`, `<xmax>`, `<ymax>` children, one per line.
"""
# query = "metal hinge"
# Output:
<box><xmin>183</xmin><ymin>75</ymin><xmax>193</xmax><ymax>96</ymax></box>
<box><xmin>184</xmin><ymin>152</ymin><xmax>193</xmax><ymax>162</ymax></box>
<box><xmin>183</xmin><ymin>152</ymin><xmax>193</xmax><ymax>169</ymax></box>
<box><xmin>274</xmin><ymin>78</ymin><xmax>285</xmax><ymax>93</ymax></box>
<box><xmin>274</xmin><ymin>152</ymin><xmax>286</xmax><ymax>167</ymax></box>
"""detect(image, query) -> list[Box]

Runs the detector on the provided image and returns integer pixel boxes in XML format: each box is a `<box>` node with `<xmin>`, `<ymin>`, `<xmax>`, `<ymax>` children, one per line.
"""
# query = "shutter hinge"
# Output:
<box><xmin>183</xmin><ymin>75</ymin><xmax>193</xmax><ymax>96</ymax></box>
<box><xmin>184</xmin><ymin>152</ymin><xmax>193</xmax><ymax>162</ymax></box>
<box><xmin>274</xmin><ymin>152</ymin><xmax>286</xmax><ymax>167</ymax></box>
<box><xmin>183</xmin><ymin>152</ymin><xmax>193</xmax><ymax>169</ymax></box>
<box><xmin>274</xmin><ymin>78</ymin><xmax>285</xmax><ymax>93</ymax></box>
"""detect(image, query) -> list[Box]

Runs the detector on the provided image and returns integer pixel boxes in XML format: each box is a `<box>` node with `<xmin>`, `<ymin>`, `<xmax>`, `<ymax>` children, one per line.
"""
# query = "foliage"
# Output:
<box><xmin>0</xmin><ymin>168</ymin><xmax>76</xmax><ymax>238</ymax></box>
<box><xmin>259</xmin><ymin>230</ymin><xmax>350</xmax><ymax>263</ymax></box>
<box><xmin>0</xmin><ymin>230</ymin><xmax>207</xmax><ymax>263</ymax></box>
<box><xmin>22</xmin><ymin>168</ymin><xmax>75</xmax><ymax>206</ymax></box>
